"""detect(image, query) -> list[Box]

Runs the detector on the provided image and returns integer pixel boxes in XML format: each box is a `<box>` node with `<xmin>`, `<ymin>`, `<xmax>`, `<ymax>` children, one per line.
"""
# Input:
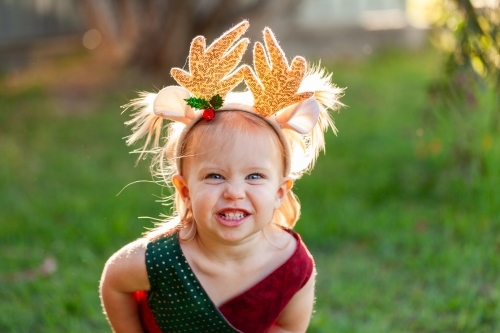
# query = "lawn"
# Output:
<box><xmin>1</xmin><ymin>47</ymin><xmax>499</xmax><ymax>332</ymax></box>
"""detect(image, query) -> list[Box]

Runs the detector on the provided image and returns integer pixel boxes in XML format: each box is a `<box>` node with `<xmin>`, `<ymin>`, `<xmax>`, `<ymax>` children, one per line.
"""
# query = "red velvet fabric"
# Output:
<box><xmin>218</xmin><ymin>231</ymin><xmax>314</xmax><ymax>332</ymax></box>
<box><xmin>133</xmin><ymin>291</ymin><xmax>163</xmax><ymax>333</ymax></box>
<box><xmin>135</xmin><ymin>231</ymin><xmax>313</xmax><ymax>333</ymax></box>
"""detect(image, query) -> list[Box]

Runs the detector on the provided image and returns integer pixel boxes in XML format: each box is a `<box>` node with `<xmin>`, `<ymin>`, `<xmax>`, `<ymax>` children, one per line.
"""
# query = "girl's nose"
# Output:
<box><xmin>223</xmin><ymin>181</ymin><xmax>245</xmax><ymax>201</ymax></box>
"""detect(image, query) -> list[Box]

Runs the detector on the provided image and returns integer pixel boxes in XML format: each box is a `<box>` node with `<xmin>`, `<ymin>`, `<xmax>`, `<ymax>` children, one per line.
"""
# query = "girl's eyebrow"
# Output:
<box><xmin>197</xmin><ymin>166</ymin><xmax>218</xmax><ymax>173</ymax></box>
<box><xmin>197</xmin><ymin>165</ymin><xmax>273</xmax><ymax>174</ymax></box>
<box><xmin>196</xmin><ymin>165</ymin><xmax>225</xmax><ymax>176</ymax></box>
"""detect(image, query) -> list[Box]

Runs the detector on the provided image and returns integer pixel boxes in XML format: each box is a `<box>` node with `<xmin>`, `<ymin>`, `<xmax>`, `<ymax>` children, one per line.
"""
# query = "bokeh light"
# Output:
<box><xmin>82</xmin><ymin>29</ymin><xmax>102</xmax><ymax>50</ymax></box>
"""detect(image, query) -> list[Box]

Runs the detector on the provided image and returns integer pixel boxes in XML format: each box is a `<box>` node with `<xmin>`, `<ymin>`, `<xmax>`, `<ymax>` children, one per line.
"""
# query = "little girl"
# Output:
<box><xmin>100</xmin><ymin>20</ymin><xmax>343</xmax><ymax>333</ymax></box>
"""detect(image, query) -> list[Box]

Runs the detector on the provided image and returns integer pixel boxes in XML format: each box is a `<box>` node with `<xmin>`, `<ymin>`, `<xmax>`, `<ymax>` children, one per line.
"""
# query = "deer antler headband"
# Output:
<box><xmin>125</xmin><ymin>20</ymin><xmax>344</xmax><ymax>178</ymax></box>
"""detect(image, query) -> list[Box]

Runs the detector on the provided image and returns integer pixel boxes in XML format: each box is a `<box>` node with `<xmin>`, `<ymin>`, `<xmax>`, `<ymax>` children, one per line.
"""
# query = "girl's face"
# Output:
<box><xmin>173</xmin><ymin>129</ymin><xmax>292</xmax><ymax>244</ymax></box>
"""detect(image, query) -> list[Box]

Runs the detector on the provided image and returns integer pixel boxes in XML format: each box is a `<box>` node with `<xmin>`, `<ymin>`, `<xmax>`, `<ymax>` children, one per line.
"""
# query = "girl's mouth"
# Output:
<box><xmin>219</xmin><ymin>212</ymin><xmax>247</xmax><ymax>220</ymax></box>
<box><xmin>217</xmin><ymin>210</ymin><xmax>249</xmax><ymax>226</ymax></box>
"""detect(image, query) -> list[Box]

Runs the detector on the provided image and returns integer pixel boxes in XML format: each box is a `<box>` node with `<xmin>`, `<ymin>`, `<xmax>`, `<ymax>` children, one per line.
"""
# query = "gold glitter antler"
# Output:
<box><xmin>242</xmin><ymin>28</ymin><xmax>313</xmax><ymax>117</ymax></box>
<box><xmin>171</xmin><ymin>21</ymin><xmax>250</xmax><ymax>100</ymax></box>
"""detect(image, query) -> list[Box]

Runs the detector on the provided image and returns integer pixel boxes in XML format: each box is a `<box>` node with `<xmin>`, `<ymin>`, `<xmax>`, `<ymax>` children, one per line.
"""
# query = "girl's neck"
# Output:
<box><xmin>192</xmin><ymin>230</ymin><xmax>267</xmax><ymax>263</ymax></box>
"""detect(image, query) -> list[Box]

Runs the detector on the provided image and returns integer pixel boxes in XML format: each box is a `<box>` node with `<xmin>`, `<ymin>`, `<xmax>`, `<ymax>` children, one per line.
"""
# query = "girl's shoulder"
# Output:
<box><xmin>260</xmin><ymin>226</ymin><xmax>314</xmax><ymax>279</ymax></box>
<box><xmin>102</xmin><ymin>237</ymin><xmax>150</xmax><ymax>292</ymax></box>
<box><xmin>266</xmin><ymin>226</ymin><xmax>310</xmax><ymax>258</ymax></box>
<box><xmin>281</xmin><ymin>227</ymin><xmax>313</xmax><ymax>261</ymax></box>
<box><xmin>108</xmin><ymin>237</ymin><xmax>149</xmax><ymax>264</ymax></box>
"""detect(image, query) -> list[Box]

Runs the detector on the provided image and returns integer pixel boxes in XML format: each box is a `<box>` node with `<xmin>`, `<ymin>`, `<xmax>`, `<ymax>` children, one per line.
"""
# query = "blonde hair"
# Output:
<box><xmin>124</xmin><ymin>66</ymin><xmax>343</xmax><ymax>240</ymax></box>
<box><xmin>133</xmin><ymin>110</ymin><xmax>299</xmax><ymax>240</ymax></box>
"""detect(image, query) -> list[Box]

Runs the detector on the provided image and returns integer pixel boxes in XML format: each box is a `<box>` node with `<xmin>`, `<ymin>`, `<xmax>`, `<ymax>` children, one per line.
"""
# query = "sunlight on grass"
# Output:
<box><xmin>1</xmin><ymin>47</ymin><xmax>499</xmax><ymax>332</ymax></box>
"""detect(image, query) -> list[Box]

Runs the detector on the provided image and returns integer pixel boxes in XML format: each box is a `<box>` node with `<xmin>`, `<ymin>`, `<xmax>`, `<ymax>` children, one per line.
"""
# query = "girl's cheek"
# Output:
<box><xmin>193</xmin><ymin>187</ymin><xmax>222</xmax><ymax>203</ymax></box>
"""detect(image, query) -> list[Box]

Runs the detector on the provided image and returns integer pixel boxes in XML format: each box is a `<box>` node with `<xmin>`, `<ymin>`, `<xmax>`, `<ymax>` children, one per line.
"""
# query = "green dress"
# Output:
<box><xmin>145</xmin><ymin>231</ymin><xmax>240</xmax><ymax>332</ymax></box>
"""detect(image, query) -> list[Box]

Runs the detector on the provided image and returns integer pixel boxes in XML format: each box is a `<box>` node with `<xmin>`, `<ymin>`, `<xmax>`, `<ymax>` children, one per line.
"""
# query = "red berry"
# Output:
<box><xmin>202</xmin><ymin>108</ymin><xmax>215</xmax><ymax>121</ymax></box>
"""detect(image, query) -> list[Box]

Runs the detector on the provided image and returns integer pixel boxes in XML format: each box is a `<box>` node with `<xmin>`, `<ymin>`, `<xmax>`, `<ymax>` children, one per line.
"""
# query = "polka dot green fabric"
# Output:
<box><xmin>146</xmin><ymin>232</ymin><xmax>240</xmax><ymax>333</ymax></box>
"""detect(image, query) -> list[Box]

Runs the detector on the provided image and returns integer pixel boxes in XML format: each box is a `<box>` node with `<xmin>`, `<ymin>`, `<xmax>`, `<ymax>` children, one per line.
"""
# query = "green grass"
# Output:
<box><xmin>1</xmin><ymin>47</ymin><xmax>499</xmax><ymax>332</ymax></box>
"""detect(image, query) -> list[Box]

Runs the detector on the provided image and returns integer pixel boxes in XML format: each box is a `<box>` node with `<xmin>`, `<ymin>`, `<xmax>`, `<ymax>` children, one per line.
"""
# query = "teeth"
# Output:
<box><xmin>220</xmin><ymin>212</ymin><xmax>246</xmax><ymax>220</ymax></box>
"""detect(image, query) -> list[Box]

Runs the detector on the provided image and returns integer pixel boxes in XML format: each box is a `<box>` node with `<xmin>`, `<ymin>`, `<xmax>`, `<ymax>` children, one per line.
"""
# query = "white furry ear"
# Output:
<box><xmin>274</xmin><ymin>97</ymin><xmax>320</xmax><ymax>134</ymax></box>
<box><xmin>154</xmin><ymin>86</ymin><xmax>195</xmax><ymax>124</ymax></box>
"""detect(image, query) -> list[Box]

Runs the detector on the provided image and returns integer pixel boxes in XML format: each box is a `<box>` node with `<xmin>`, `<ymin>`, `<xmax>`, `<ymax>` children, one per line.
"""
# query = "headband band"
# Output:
<box><xmin>173</xmin><ymin>108</ymin><xmax>293</xmax><ymax>176</ymax></box>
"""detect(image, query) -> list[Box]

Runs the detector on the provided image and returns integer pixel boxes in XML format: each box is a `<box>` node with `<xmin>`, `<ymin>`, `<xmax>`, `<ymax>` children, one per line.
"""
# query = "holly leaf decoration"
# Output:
<box><xmin>184</xmin><ymin>97</ymin><xmax>210</xmax><ymax>110</ymax></box>
<box><xmin>209</xmin><ymin>94</ymin><xmax>223</xmax><ymax>109</ymax></box>
<box><xmin>184</xmin><ymin>94</ymin><xmax>224</xmax><ymax>110</ymax></box>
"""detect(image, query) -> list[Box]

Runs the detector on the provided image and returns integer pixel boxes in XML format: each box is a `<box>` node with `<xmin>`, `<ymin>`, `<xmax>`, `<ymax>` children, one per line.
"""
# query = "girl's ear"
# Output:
<box><xmin>275</xmin><ymin>177</ymin><xmax>293</xmax><ymax>209</ymax></box>
<box><xmin>172</xmin><ymin>174</ymin><xmax>190</xmax><ymax>206</ymax></box>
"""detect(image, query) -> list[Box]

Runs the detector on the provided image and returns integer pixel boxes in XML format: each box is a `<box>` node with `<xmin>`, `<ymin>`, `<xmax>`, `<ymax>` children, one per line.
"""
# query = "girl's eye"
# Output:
<box><xmin>246</xmin><ymin>173</ymin><xmax>263</xmax><ymax>180</ymax></box>
<box><xmin>206</xmin><ymin>173</ymin><xmax>223</xmax><ymax>180</ymax></box>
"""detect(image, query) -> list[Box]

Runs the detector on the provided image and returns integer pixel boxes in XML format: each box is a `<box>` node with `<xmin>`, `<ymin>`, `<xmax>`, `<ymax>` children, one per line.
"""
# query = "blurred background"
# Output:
<box><xmin>1</xmin><ymin>0</ymin><xmax>499</xmax><ymax>332</ymax></box>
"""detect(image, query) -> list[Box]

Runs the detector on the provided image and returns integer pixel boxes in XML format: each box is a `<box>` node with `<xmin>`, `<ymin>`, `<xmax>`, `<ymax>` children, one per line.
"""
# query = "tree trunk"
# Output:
<box><xmin>78</xmin><ymin>0</ymin><xmax>303</xmax><ymax>77</ymax></box>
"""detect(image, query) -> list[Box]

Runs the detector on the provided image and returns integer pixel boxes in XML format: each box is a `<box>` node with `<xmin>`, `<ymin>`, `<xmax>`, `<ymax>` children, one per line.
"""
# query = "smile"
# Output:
<box><xmin>216</xmin><ymin>209</ymin><xmax>250</xmax><ymax>227</ymax></box>
<box><xmin>218</xmin><ymin>211</ymin><xmax>248</xmax><ymax>221</ymax></box>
